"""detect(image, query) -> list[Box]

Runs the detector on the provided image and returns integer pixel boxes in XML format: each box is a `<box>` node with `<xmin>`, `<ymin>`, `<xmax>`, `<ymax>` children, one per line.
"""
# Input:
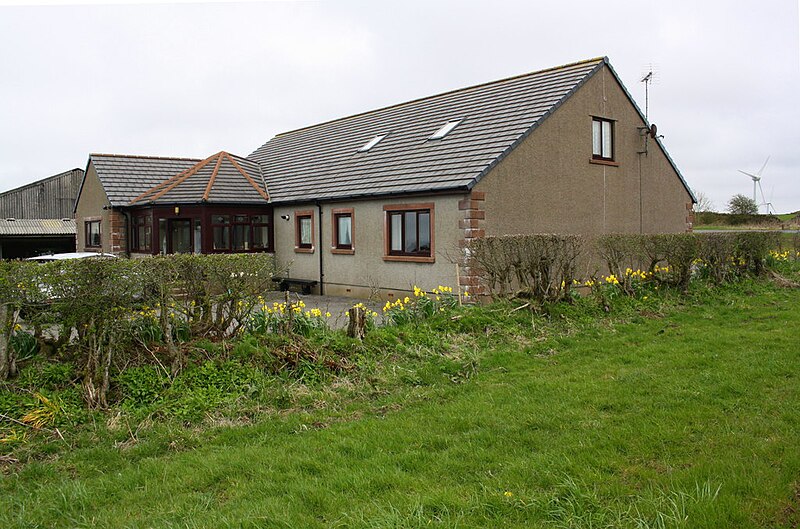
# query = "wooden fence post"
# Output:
<box><xmin>346</xmin><ymin>306</ymin><xmax>366</xmax><ymax>340</ymax></box>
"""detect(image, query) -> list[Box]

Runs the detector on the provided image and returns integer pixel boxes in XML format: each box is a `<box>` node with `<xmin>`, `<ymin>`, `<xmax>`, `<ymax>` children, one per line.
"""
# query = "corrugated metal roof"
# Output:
<box><xmin>129</xmin><ymin>152</ymin><xmax>269</xmax><ymax>205</ymax></box>
<box><xmin>90</xmin><ymin>154</ymin><xmax>201</xmax><ymax>207</ymax></box>
<box><xmin>0</xmin><ymin>218</ymin><xmax>76</xmax><ymax>236</ymax></box>
<box><xmin>248</xmin><ymin>57</ymin><xmax>606</xmax><ymax>202</ymax></box>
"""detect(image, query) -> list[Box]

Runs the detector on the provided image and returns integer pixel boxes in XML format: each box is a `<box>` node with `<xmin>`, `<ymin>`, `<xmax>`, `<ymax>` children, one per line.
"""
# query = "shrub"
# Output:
<box><xmin>596</xmin><ymin>235</ymin><xmax>645</xmax><ymax>295</ymax></box>
<box><xmin>734</xmin><ymin>232</ymin><xmax>778</xmax><ymax>276</ymax></box>
<box><xmin>654</xmin><ymin>234</ymin><xmax>699</xmax><ymax>292</ymax></box>
<box><xmin>696</xmin><ymin>233</ymin><xmax>738</xmax><ymax>284</ymax></box>
<box><xmin>468</xmin><ymin>235</ymin><xmax>582</xmax><ymax>303</ymax></box>
<box><xmin>727</xmin><ymin>194</ymin><xmax>759</xmax><ymax>215</ymax></box>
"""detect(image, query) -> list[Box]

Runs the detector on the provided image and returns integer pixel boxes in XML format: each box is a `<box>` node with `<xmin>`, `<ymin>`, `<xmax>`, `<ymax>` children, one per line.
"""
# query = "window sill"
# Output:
<box><xmin>590</xmin><ymin>158</ymin><xmax>619</xmax><ymax>167</ymax></box>
<box><xmin>294</xmin><ymin>247</ymin><xmax>315</xmax><ymax>254</ymax></box>
<box><xmin>383</xmin><ymin>255</ymin><xmax>435</xmax><ymax>263</ymax></box>
<box><xmin>331</xmin><ymin>248</ymin><xmax>355</xmax><ymax>255</ymax></box>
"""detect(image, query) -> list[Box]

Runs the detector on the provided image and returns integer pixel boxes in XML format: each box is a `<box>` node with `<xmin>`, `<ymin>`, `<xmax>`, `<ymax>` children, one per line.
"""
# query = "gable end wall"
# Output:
<box><xmin>474</xmin><ymin>64</ymin><xmax>694</xmax><ymax>237</ymax></box>
<box><xmin>74</xmin><ymin>162</ymin><xmax>126</xmax><ymax>254</ymax></box>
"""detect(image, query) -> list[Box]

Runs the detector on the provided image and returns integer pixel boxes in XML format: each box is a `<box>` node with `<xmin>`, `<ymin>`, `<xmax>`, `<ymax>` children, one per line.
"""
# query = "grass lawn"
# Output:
<box><xmin>2</xmin><ymin>282</ymin><xmax>800</xmax><ymax>528</ymax></box>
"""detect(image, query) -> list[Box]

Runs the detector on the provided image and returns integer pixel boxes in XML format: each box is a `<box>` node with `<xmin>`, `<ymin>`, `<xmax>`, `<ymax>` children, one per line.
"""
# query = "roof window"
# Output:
<box><xmin>358</xmin><ymin>134</ymin><xmax>386</xmax><ymax>152</ymax></box>
<box><xmin>429</xmin><ymin>119</ymin><xmax>462</xmax><ymax>140</ymax></box>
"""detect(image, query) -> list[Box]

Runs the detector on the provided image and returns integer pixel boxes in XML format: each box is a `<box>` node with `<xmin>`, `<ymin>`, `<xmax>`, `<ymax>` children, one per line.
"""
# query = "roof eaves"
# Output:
<box><xmin>269</xmin><ymin>183</ymin><xmax>470</xmax><ymax>206</ymax></box>
<box><xmin>466</xmin><ymin>57</ymin><xmax>608</xmax><ymax>191</ymax></box>
<box><xmin>74</xmin><ymin>157</ymin><xmax>107</xmax><ymax>215</ymax></box>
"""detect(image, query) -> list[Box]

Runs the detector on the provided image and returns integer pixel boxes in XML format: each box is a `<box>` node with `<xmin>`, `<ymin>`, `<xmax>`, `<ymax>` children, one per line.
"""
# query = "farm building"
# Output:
<box><xmin>0</xmin><ymin>168</ymin><xmax>84</xmax><ymax>220</ymax></box>
<box><xmin>0</xmin><ymin>168</ymin><xmax>84</xmax><ymax>258</ymax></box>
<box><xmin>0</xmin><ymin>219</ymin><xmax>77</xmax><ymax>259</ymax></box>
<box><xmin>74</xmin><ymin>56</ymin><xmax>695</xmax><ymax>297</ymax></box>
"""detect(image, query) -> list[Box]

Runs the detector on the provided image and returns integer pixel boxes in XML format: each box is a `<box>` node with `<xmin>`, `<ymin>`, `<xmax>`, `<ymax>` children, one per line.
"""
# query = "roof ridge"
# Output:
<box><xmin>273</xmin><ymin>56</ymin><xmax>606</xmax><ymax>138</ymax></box>
<box><xmin>203</xmin><ymin>154</ymin><xmax>226</xmax><ymax>201</ymax></box>
<box><xmin>223</xmin><ymin>153</ymin><xmax>270</xmax><ymax>201</ymax></box>
<box><xmin>129</xmin><ymin>152</ymin><xmax>221</xmax><ymax>205</ymax></box>
<box><xmin>0</xmin><ymin>168</ymin><xmax>83</xmax><ymax>197</ymax></box>
<box><xmin>90</xmin><ymin>153</ymin><xmax>201</xmax><ymax>162</ymax></box>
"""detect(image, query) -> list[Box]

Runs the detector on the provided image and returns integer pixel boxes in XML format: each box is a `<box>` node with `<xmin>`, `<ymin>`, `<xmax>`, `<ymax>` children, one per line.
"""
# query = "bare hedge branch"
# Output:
<box><xmin>468</xmin><ymin>232</ymin><xmax>780</xmax><ymax>301</ymax></box>
<box><xmin>468</xmin><ymin>234</ymin><xmax>582</xmax><ymax>303</ymax></box>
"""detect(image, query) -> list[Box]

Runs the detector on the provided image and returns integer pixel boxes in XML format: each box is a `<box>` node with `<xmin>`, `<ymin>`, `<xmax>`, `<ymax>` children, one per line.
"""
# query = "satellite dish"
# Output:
<box><xmin>649</xmin><ymin>124</ymin><xmax>658</xmax><ymax>138</ymax></box>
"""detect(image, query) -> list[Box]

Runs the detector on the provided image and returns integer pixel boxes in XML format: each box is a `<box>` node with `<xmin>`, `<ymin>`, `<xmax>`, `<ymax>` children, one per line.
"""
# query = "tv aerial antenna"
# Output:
<box><xmin>641</xmin><ymin>70</ymin><xmax>653</xmax><ymax>121</ymax></box>
<box><xmin>637</xmin><ymin>66</ymin><xmax>662</xmax><ymax>155</ymax></box>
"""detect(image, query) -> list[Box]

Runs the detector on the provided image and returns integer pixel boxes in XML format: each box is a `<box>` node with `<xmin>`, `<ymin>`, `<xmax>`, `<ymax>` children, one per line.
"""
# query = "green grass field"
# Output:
<box><xmin>2</xmin><ymin>280</ymin><xmax>800</xmax><ymax>528</ymax></box>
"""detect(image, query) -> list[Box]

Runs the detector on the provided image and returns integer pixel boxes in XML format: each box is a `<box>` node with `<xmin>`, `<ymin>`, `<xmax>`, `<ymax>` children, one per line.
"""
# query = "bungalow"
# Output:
<box><xmin>74</xmin><ymin>57</ymin><xmax>695</xmax><ymax>297</ymax></box>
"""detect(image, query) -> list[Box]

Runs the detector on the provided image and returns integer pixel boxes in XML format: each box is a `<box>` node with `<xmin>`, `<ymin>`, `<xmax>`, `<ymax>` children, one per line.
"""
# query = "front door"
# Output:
<box><xmin>169</xmin><ymin>219</ymin><xmax>192</xmax><ymax>254</ymax></box>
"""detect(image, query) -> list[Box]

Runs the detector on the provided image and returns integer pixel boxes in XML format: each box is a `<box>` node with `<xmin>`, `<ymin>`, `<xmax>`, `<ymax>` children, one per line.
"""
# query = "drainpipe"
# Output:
<box><xmin>316</xmin><ymin>202</ymin><xmax>324</xmax><ymax>295</ymax></box>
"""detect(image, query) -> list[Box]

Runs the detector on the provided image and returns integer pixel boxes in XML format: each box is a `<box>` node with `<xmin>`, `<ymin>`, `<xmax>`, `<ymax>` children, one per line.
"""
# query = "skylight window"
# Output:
<box><xmin>358</xmin><ymin>134</ymin><xmax>386</xmax><ymax>152</ymax></box>
<box><xmin>429</xmin><ymin>119</ymin><xmax>462</xmax><ymax>140</ymax></box>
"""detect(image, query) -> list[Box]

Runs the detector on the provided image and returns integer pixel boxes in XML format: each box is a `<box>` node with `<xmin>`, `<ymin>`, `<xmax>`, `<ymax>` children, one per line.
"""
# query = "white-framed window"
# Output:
<box><xmin>592</xmin><ymin>117</ymin><xmax>614</xmax><ymax>160</ymax></box>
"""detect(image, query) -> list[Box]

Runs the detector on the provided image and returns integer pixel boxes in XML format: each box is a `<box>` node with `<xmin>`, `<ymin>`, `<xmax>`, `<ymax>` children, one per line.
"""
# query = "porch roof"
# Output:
<box><xmin>128</xmin><ymin>151</ymin><xmax>269</xmax><ymax>206</ymax></box>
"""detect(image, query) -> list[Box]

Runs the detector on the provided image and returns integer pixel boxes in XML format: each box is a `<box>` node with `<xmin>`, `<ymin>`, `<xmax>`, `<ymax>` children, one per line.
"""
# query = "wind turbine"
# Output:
<box><xmin>738</xmin><ymin>156</ymin><xmax>774</xmax><ymax>214</ymax></box>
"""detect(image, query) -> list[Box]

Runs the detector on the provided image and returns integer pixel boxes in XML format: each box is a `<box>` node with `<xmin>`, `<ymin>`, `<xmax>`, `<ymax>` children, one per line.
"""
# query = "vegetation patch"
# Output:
<box><xmin>0</xmin><ymin>242</ymin><xmax>798</xmax><ymax>527</ymax></box>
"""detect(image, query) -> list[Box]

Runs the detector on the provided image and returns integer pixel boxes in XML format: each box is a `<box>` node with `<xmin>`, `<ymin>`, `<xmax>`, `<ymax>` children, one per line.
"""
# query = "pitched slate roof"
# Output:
<box><xmin>129</xmin><ymin>151</ymin><xmax>269</xmax><ymax>205</ymax></box>
<box><xmin>82</xmin><ymin>57</ymin><xmax>693</xmax><ymax>208</ymax></box>
<box><xmin>89</xmin><ymin>154</ymin><xmax>200</xmax><ymax>207</ymax></box>
<box><xmin>0</xmin><ymin>218</ymin><xmax>76</xmax><ymax>236</ymax></box>
<box><xmin>248</xmin><ymin>57</ymin><xmax>607</xmax><ymax>202</ymax></box>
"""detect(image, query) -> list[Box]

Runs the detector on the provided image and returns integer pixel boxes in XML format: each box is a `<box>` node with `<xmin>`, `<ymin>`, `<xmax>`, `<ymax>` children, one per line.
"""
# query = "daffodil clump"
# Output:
<box><xmin>247</xmin><ymin>298</ymin><xmax>331</xmax><ymax>337</ymax></box>
<box><xmin>382</xmin><ymin>285</ymin><xmax>459</xmax><ymax>325</ymax></box>
<box><xmin>579</xmin><ymin>265</ymin><xmax>673</xmax><ymax>301</ymax></box>
<box><xmin>130</xmin><ymin>304</ymin><xmax>163</xmax><ymax>343</ymax></box>
<box><xmin>768</xmin><ymin>249</ymin><xmax>799</xmax><ymax>262</ymax></box>
<box><xmin>128</xmin><ymin>302</ymin><xmax>192</xmax><ymax>344</ymax></box>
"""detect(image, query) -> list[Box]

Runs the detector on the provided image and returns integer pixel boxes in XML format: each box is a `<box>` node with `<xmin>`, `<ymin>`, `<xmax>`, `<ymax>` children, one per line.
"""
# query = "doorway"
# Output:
<box><xmin>168</xmin><ymin>219</ymin><xmax>192</xmax><ymax>254</ymax></box>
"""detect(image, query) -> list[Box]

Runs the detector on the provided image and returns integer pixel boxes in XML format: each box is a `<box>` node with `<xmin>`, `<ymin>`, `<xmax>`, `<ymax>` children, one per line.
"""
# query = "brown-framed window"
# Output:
<box><xmin>131</xmin><ymin>215</ymin><xmax>152</xmax><ymax>252</ymax></box>
<box><xmin>251</xmin><ymin>215</ymin><xmax>271</xmax><ymax>250</ymax></box>
<box><xmin>592</xmin><ymin>117</ymin><xmax>614</xmax><ymax>161</ymax></box>
<box><xmin>384</xmin><ymin>203</ymin><xmax>434</xmax><ymax>263</ymax></box>
<box><xmin>232</xmin><ymin>215</ymin><xmax>251</xmax><ymax>251</ymax></box>
<box><xmin>211</xmin><ymin>214</ymin><xmax>231</xmax><ymax>250</ymax></box>
<box><xmin>146</xmin><ymin>207</ymin><xmax>272</xmax><ymax>255</ymax></box>
<box><xmin>295</xmin><ymin>210</ymin><xmax>314</xmax><ymax>252</ymax></box>
<box><xmin>85</xmin><ymin>220</ymin><xmax>101</xmax><ymax>248</ymax></box>
<box><xmin>331</xmin><ymin>208</ymin><xmax>354</xmax><ymax>254</ymax></box>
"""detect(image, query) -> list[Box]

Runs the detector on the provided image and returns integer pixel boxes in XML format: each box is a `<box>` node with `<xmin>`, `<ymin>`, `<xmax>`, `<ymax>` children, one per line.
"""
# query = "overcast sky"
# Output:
<box><xmin>1</xmin><ymin>0</ymin><xmax>799</xmax><ymax>213</ymax></box>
